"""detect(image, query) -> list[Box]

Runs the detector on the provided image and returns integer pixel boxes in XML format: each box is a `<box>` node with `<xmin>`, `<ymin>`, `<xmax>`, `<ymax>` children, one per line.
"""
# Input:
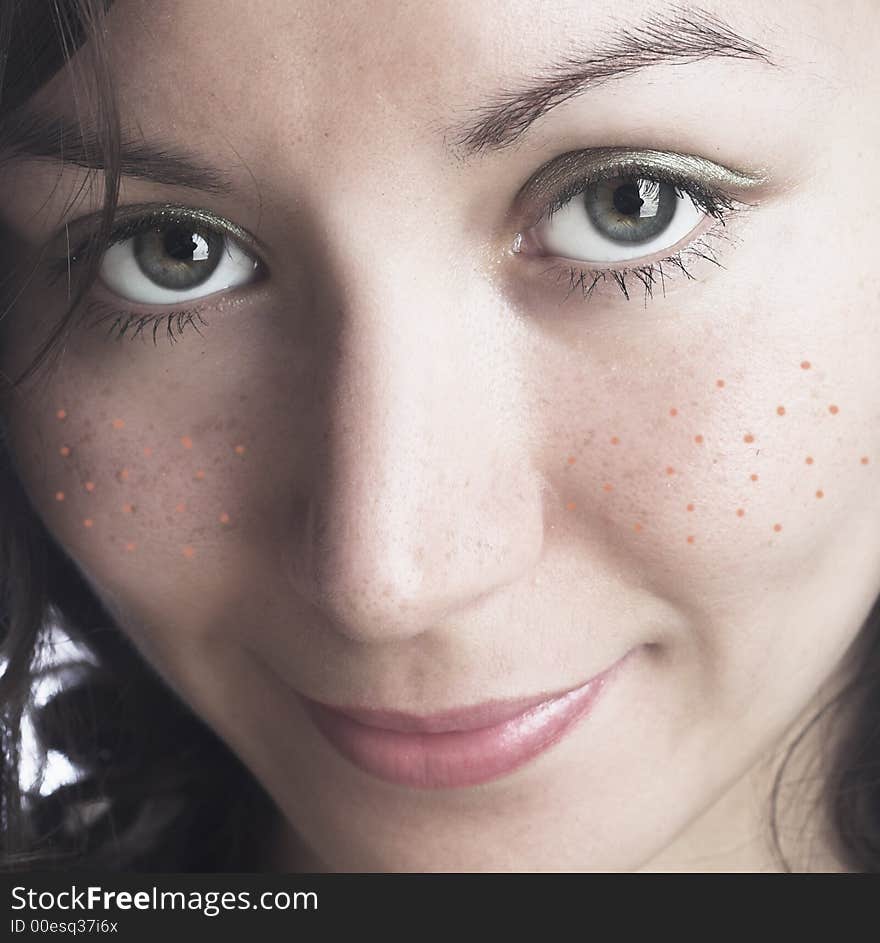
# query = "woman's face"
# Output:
<box><xmin>1</xmin><ymin>0</ymin><xmax>878</xmax><ymax>871</ymax></box>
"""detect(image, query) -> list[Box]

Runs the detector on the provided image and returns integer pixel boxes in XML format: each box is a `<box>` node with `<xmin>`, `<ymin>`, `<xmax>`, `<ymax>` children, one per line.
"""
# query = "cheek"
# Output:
<box><xmin>542</xmin><ymin>343</ymin><xmax>879</xmax><ymax>588</ymax></box>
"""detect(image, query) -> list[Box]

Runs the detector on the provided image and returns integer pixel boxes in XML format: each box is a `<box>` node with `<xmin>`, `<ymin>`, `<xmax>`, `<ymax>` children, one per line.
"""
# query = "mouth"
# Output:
<box><xmin>297</xmin><ymin>651</ymin><xmax>633</xmax><ymax>789</ymax></box>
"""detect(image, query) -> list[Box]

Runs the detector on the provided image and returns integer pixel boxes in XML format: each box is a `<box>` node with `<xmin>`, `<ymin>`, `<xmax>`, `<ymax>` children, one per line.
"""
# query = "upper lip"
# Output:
<box><xmin>299</xmin><ymin>677</ymin><xmax>598</xmax><ymax>734</ymax></box>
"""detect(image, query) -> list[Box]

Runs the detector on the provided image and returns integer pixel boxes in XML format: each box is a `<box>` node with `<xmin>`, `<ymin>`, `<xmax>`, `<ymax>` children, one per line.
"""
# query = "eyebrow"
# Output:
<box><xmin>0</xmin><ymin>106</ymin><xmax>234</xmax><ymax>195</ymax></box>
<box><xmin>444</xmin><ymin>3</ymin><xmax>777</xmax><ymax>158</ymax></box>
<box><xmin>0</xmin><ymin>4</ymin><xmax>776</xmax><ymax>190</ymax></box>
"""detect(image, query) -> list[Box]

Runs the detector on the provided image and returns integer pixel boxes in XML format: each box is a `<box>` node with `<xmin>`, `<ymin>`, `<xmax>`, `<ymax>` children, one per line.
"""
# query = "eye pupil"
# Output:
<box><xmin>133</xmin><ymin>225</ymin><xmax>224</xmax><ymax>289</ymax></box>
<box><xmin>163</xmin><ymin>227</ymin><xmax>208</xmax><ymax>262</ymax></box>
<box><xmin>613</xmin><ymin>183</ymin><xmax>644</xmax><ymax>217</ymax></box>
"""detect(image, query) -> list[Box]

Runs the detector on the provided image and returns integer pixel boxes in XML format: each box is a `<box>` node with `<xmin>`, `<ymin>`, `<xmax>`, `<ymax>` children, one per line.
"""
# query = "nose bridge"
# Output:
<box><xmin>289</xmin><ymin>203</ymin><xmax>543</xmax><ymax>643</ymax></box>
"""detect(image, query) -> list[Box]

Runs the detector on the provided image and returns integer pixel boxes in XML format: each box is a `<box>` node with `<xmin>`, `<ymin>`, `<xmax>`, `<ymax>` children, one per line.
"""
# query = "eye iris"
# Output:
<box><xmin>584</xmin><ymin>176</ymin><xmax>677</xmax><ymax>244</ymax></box>
<box><xmin>132</xmin><ymin>225</ymin><xmax>224</xmax><ymax>290</ymax></box>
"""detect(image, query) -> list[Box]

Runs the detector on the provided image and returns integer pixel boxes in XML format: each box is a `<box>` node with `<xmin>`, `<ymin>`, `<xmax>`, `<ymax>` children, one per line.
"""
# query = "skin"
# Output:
<box><xmin>0</xmin><ymin>0</ymin><xmax>878</xmax><ymax>871</ymax></box>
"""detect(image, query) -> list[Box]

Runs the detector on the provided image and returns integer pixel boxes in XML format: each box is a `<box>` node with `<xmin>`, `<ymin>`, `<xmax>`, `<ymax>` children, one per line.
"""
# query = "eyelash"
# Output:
<box><xmin>46</xmin><ymin>163</ymin><xmax>746</xmax><ymax>345</ymax></box>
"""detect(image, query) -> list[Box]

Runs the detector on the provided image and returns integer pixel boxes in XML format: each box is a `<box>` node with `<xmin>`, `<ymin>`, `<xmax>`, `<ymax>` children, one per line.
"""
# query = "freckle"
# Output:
<box><xmin>805</xmin><ymin>456</ymin><xmax>814</xmax><ymax>465</ymax></box>
<box><xmin>669</xmin><ymin>408</ymin><xmax>678</xmax><ymax>417</ymax></box>
<box><xmin>233</xmin><ymin>444</ymin><xmax>246</xmax><ymax>455</ymax></box>
<box><xmin>750</xmin><ymin>473</ymin><xmax>759</xmax><ymax>482</ymax></box>
<box><xmin>800</xmin><ymin>360</ymin><xmax>811</xmax><ymax>370</ymax></box>
<box><xmin>666</xmin><ymin>466</ymin><xmax>675</xmax><ymax>475</ymax></box>
<box><xmin>84</xmin><ymin>481</ymin><xmax>95</xmax><ymax>492</ymax></box>
<box><xmin>175</xmin><ymin>502</ymin><xmax>186</xmax><ymax>513</ymax></box>
<box><xmin>829</xmin><ymin>404</ymin><xmax>839</xmax><ymax>415</ymax></box>
<box><xmin>181</xmin><ymin>435</ymin><xmax>193</xmax><ymax>449</ymax></box>
<box><xmin>633</xmin><ymin>522</ymin><xmax>643</xmax><ymax>533</ymax></box>
<box><xmin>776</xmin><ymin>406</ymin><xmax>785</xmax><ymax>416</ymax></box>
<box><xmin>773</xmin><ymin>523</ymin><xmax>782</xmax><ymax>532</ymax></box>
<box><xmin>716</xmin><ymin>379</ymin><xmax>725</xmax><ymax>388</ymax></box>
<box><xmin>686</xmin><ymin>503</ymin><xmax>695</xmax><ymax>512</ymax></box>
<box><xmin>567</xmin><ymin>455</ymin><xmax>577</xmax><ymax>464</ymax></box>
<box><xmin>56</xmin><ymin>409</ymin><xmax>67</xmax><ymax>420</ymax></box>
<box><xmin>219</xmin><ymin>512</ymin><xmax>230</xmax><ymax>524</ymax></box>
<box><xmin>55</xmin><ymin>491</ymin><xmax>65</xmax><ymax>501</ymax></box>
<box><xmin>122</xmin><ymin>503</ymin><xmax>134</xmax><ymax>513</ymax></box>
<box><xmin>736</xmin><ymin>508</ymin><xmax>745</xmax><ymax>517</ymax></box>
<box><xmin>182</xmin><ymin>545</ymin><xmax>196</xmax><ymax>559</ymax></box>
<box><xmin>686</xmin><ymin>535</ymin><xmax>695</xmax><ymax>544</ymax></box>
<box><xmin>861</xmin><ymin>456</ymin><xmax>870</xmax><ymax>465</ymax></box>
<box><xmin>112</xmin><ymin>418</ymin><xmax>125</xmax><ymax>430</ymax></box>
<box><xmin>694</xmin><ymin>434</ymin><xmax>704</xmax><ymax>444</ymax></box>
<box><xmin>743</xmin><ymin>434</ymin><xmax>754</xmax><ymax>444</ymax></box>
<box><xmin>602</xmin><ymin>483</ymin><xmax>614</xmax><ymax>492</ymax></box>
<box><xmin>83</xmin><ymin>518</ymin><xmax>93</xmax><ymax>528</ymax></box>
<box><xmin>125</xmin><ymin>542</ymin><xmax>136</xmax><ymax>552</ymax></box>
<box><xmin>610</xmin><ymin>437</ymin><xmax>620</xmax><ymax>446</ymax></box>
<box><xmin>117</xmin><ymin>468</ymin><xmax>129</xmax><ymax>482</ymax></box>
<box><xmin>143</xmin><ymin>446</ymin><xmax>153</xmax><ymax>458</ymax></box>
<box><xmin>566</xmin><ymin>501</ymin><xmax>576</xmax><ymax>510</ymax></box>
<box><xmin>194</xmin><ymin>469</ymin><xmax>206</xmax><ymax>480</ymax></box>
<box><xmin>59</xmin><ymin>445</ymin><xmax>71</xmax><ymax>457</ymax></box>
<box><xmin>816</xmin><ymin>489</ymin><xmax>824</xmax><ymax>499</ymax></box>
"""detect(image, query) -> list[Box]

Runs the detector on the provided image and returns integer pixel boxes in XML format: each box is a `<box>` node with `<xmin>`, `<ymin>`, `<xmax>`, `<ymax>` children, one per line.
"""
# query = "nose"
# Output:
<box><xmin>285</xmin><ymin>228</ymin><xmax>545</xmax><ymax>645</ymax></box>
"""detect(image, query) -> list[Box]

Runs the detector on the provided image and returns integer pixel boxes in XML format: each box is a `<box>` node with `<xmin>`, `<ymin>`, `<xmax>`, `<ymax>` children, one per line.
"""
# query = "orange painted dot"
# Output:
<box><xmin>182</xmin><ymin>546</ymin><xmax>196</xmax><ymax>559</ymax></box>
<box><xmin>181</xmin><ymin>435</ymin><xmax>193</xmax><ymax>449</ymax></box>
<box><xmin>828</xmin><ymin>404</ymin><xmax>839</xmax><ymax>415</ymax></box>
<box><xmin>55</xmin><ymin>491</ymin><xmax>65</xmax><ymax>502</ymax></box>
<box><xmin>666</xmin><ymin>466</ymin><xmax>675</xmax><ymax>475</ymax></box>
<box><xmin>694</xmin><ymin>434</ymin><xmax>704</xmax><ymax>444</ymax></box>
<box><xmin>56</xmin><ymin>409</ymin><xmax>67</xmax><ymax>420</ymax></box>
<box><xmin>610</xmin><ymin>437</ymin><xmax>620</xmax><ymax>446</ymax></box>
<box><xmin>233</xmin><ymin>444</ymin><xmax>246</xmax><ymax>455</ymax></box>
<box><xmin>566</xmin><ymin>501</ymin><xmax>576</xmax><ymax>510</ymax></box>
<box><xmin>219</xmin><ymin>512</ymin><xmax>231</xmax><ymax>525</ymax></box>
<box><xmin>633</xmin><ymin>523</ymin><xmax>643</xmax><ymax>533</ymax></box>
<box><xmin>736</xmin><ymin>508</ymin><xmax>745</xmax><ymax>517</ymax></box>
<box><xmin>175</xmin><ymin>502</ymin><xmax>187</xmax><ymax>513</ymax></box>
<box><xmin>112</xmin><ymin>418</ymin><xmax>125</xmax><ymax>430</ymax></box>
<box><xmin>716</xmin><ymin>379</ymin><xmax>725</xmax><ymax>388</ymax></box>
<box><xmin>143</xmin><ymin>446</ymin><xmax>153</xmax><ymax>458</ymax></box>
<box><xmin>83</xmin><ymin>518</ymin><xmax>93</xmax><ymax>528</ymax></box>
<box><xmin>776</xmin><ymin>406</ymin><xmax>785</xmax><ymax>416</ymax></box>
<box><xmin>750</xmin><ymin>473</ymin><xmax>759</xmax><ymax>482</ymax></box>
<box><xmin>602</xmin><ymin>483</ymin><xmax>614</xmax><ymax>492</ymax></box>
<box><xmin>861</xmin><ymin>456</ymin><xmax>870</xmax><ymax>465</ymax></box>
<box><xmin>669</xmin><ymin>408</ymin><xmax>678</xmax><ymax>417</ymax></box>
<box><xmin>84</xmin><ymin>481</ymin><xmax>95</xmax><ymax>492</ymax></box>
<box><xmin>743</xmin><ymin>434</ymin><xmax>754</xmax><ymax>444</ymax></box>
<box><xmin>805</xmin><ymin>456</ymin><xmax>814</xmax><ymax>465</ymax></box>
<box><xmin>816</xmin><ymin>489</ymin><xmax>824</xmax><ymax>499</ymax></box>
<box><xmin>117</xmin><ymin>468</ymin><xmax>129</xmax><ymax>482</ymax></box>
<box><xmin>125</xmin><ymin>542</ymin><xmax>136</xmax><ymax>552</ymax></box>
<box><xmin>773</xmin><ymin>523</ymin><xmax>782</xmax><ymax>532</ymax></box>
<box><xmin>122</xmin><ymin>503</ymin><xmax>133</xmax><ymax>514</ymax></box>
<box><xmin>194</xmin><ymin>469</ymin><xmax>206</xmax><ymax>480</ymax></box>
<box><xmin>686</xmin><ymin>535</ymin><xmax>695</xmax><ymax>544</ymax></box>
<box><xmin>686</xmin><ymin>503</ymin><xmax>695</xmax><ymax>512</ymax></box>
<box><xmin>800</xmin><ymin>360</ymin><xmax>811</xmax><ymax>370</ymax></box>
<box><xmin>59</xmin><ymin>445</ymin><xmax>71</xmax><ymax>457</ymax></box>
<box><xmin>567</xmin><ymin>455</ymin><xmax>577</xmax><ymax>464</ymax></box>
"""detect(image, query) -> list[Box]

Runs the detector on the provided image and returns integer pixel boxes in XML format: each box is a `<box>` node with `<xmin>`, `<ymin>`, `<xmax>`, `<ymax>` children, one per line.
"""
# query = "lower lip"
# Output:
<box><xmin>298</xmin><ymin>656</ymin><xmax>628</xmax><ymax>789</ymax></box>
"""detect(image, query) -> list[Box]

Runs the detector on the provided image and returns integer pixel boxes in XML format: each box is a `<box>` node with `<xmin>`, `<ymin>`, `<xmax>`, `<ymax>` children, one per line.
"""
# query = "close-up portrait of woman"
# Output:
<box><xmin>0</xmin><ymin>0</ymin><xmax>878</xmax><ymax>874</ymax></box>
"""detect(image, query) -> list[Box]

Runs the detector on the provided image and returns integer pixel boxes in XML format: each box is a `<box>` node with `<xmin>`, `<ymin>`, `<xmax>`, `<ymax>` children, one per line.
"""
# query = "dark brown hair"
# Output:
<box><xmin>0</xmin><ymin>0</ymin><xmax>878</xmax><ymax>872</ymax></box>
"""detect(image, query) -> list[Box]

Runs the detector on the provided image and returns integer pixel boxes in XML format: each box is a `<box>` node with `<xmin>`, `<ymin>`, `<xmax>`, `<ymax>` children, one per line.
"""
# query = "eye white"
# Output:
<box><xmin>532</xmin><ymin>183</ymin><xmax>705</xmax><ymax>264</ymax></box>
<box><xmin>98</xmin><ymin>231</ymin><xmax>259</xmax><ymax>305</ymax></box>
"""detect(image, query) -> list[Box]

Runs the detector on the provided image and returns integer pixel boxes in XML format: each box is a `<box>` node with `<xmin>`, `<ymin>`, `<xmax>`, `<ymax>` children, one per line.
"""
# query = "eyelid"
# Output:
<box><xmin>513</xmin><ymin>147</ymin><xmax>770</xmax><ymax>220</ymax></box>
<box><xmin>53</xmin><ymin>202</ymin><xmax>268</xmax><ymax>265</ymax></box>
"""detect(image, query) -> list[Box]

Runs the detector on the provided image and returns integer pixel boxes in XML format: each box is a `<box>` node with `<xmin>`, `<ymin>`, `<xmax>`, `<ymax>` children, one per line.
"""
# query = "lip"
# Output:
<box><xmin>297</xmin><ymin>652</ymin><xmax>631</xmax><ymax>789</ymax></box>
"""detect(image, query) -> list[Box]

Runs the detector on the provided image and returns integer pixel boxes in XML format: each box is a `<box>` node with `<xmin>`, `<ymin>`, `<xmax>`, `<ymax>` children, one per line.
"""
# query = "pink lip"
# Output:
<box><xmin>298</xmin><ymin>652</ymin><xmax>631</xmax><ymax>789</ymax></box>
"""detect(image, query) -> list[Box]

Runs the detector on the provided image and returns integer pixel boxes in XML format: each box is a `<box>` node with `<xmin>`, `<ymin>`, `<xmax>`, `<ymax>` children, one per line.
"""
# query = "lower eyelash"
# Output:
<box><xmin>86</xmin><ymin>300</ymin><xmax>211</xmax><ymax>345</ymax></box>
<box><xmin>542</xmin><ymin>219</ymin><xmax>738</xmax><ymax>308</ymax></box>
